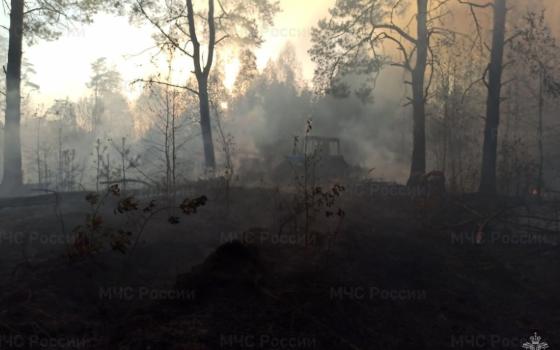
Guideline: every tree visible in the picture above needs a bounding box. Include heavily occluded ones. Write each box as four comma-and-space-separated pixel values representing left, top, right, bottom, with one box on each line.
458, 0, 510, 194
513, 9, 560, 196
233, 49, 258, 96
309, 0, 450, 185
479, 0, 507, 195
132, 0, 279, 171
78, 57, 134, 142
141, 61, 185, 201
428, 35, 488, 192
1, 0, 105, 193
2, 0, 25, 191
85, 57, 122, 134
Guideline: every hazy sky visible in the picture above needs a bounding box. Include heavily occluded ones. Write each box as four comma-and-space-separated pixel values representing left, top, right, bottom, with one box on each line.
16, 0, 334, 104
2, 0, 559, 105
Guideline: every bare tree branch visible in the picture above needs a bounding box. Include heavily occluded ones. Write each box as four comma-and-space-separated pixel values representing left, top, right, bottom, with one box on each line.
374, 24, 417, 44
135, 0, 194, 59
131, 78, 200, 96
457, 0, 494, 9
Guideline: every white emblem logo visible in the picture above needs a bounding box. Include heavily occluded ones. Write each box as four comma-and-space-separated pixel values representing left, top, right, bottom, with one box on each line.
522, 332, 549, 350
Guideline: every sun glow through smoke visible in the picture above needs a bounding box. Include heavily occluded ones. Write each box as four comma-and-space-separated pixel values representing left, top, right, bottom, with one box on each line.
223, 58, 240, 91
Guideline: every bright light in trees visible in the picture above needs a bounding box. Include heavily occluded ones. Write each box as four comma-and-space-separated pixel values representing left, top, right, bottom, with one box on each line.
223, 58, 240, 91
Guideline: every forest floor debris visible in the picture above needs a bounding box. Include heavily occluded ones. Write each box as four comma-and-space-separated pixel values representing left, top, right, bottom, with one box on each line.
0, 186, 559, 349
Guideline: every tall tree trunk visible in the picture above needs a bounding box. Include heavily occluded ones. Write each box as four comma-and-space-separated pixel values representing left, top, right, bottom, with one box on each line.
479, 0, 507, 195
186, 0, 216, 171
537, 70, 544, 196
441, 71, 450, 173
197, 77, 216, 170
407, 0, 428, 186
1, 0, 24, 192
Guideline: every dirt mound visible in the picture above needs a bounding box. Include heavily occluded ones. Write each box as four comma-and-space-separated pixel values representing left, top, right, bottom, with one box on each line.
176, 240, 265, 298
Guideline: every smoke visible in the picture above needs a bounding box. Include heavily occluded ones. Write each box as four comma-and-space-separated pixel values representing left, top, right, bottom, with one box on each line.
221, 0, 560, 186
221, 44, 414, 183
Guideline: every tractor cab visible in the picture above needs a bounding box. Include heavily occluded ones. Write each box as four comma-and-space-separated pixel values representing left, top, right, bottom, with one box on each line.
292, 136, 341, 157
273, 135, 350, 183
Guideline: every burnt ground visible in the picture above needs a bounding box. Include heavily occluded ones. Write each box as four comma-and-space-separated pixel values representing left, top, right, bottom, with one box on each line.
0, 185, 559, 350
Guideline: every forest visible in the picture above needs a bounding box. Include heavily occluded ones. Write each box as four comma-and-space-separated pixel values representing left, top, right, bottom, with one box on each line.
0, 0, 559, 349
